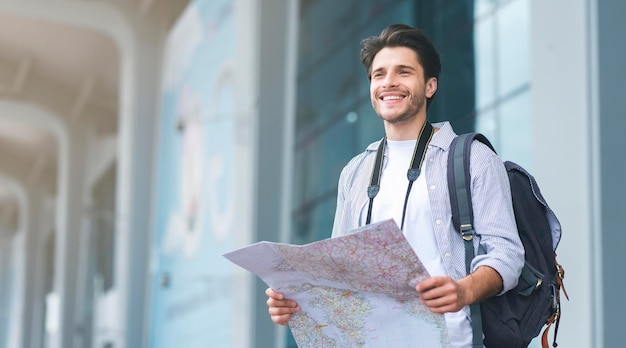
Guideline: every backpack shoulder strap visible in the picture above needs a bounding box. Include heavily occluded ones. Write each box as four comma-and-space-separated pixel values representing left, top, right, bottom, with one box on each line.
447, 132, 495, 348
448, 133, 495, 236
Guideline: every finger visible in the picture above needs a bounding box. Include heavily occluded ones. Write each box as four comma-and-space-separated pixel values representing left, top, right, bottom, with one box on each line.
270, 312, 294, 326
424, 301, 461, 314
268, 303, 300, 315
419, 284, 464, 313
266, 297, 298, 309
422, 290, 458, 306
418, 281, 447, 300
265, 288, 284, 300
416, 276, 447, 292
268, 304, 300, 326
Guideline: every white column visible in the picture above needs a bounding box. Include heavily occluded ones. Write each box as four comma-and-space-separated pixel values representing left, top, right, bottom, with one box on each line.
0, 177, 32, 348
29, 195, 55, 348
0, 105, 67, 348
0, 237, 11, 347
51, 124, 88, 348
74, 200, 96, 348
590, 1, 626, 346
113, 23, 161, 348
530, 0, 594, 347
16, 189, 44, 348
7, 231, 25, 348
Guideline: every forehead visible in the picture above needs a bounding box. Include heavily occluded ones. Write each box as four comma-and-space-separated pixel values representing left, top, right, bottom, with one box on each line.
371, 46, 421, 70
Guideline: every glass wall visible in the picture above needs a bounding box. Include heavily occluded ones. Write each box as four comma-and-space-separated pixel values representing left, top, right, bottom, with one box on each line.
292, 0, 531, 241
292, 0, 482, 243
420, 0, 477, 133
474, 0, 532, 169
291, 0, 530, 344
293, 0, 417, 247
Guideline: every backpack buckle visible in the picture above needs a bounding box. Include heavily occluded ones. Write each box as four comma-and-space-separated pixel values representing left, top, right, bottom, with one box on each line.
460, 224, 474, 241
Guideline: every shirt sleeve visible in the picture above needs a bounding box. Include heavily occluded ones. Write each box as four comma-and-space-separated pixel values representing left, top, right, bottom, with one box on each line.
468, 141, 525, 294
331, 164, 349, 239
330, 150, 373, 238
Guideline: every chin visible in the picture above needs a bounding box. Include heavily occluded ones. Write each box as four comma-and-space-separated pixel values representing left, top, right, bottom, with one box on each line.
380, 113, 414, 124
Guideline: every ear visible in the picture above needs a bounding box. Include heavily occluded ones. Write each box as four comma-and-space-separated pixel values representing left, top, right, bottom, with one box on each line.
425, 78, 438, 98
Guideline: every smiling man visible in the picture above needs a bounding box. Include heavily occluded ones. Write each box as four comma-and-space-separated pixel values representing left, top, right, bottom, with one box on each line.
266, 24, 524, 347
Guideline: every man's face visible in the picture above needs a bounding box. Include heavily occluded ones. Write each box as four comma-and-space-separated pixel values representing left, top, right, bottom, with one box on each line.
369, 46, 436, 124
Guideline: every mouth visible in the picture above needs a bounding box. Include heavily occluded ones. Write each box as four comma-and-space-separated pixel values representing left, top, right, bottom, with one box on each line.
379, 93, 406, 102
381, 95, 404, 100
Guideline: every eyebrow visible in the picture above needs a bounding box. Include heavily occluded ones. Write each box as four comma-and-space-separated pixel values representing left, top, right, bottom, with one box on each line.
371, 64, 417, 74
395, 64, 417, 71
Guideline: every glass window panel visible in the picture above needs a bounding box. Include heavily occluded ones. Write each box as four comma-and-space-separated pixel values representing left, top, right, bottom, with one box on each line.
355, 99, 385, 151
474, 15, 497, 110
474, 0, 497, 19
296, 43, 358, 143
294, 141, 322, 207
298, 15, 314, 76
291, 143, 308, 211
475, 108, 499, 149
299, 0, 357, 73
319, 119, 356, 195
292, 198, 335, 245
292, 117, 355, 228
496, 0, 530, 97
499, 90, 533, 171
357, 72, 370, 108
435, 28, 476, 132
355, 0, 415, 30
294, 79, 316, 140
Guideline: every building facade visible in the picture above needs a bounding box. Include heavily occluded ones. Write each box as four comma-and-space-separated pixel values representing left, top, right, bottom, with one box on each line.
0, 0, 624, 347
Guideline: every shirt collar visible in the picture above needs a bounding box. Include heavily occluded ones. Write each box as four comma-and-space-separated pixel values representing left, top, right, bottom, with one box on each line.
429, 121, 457, 151
365, 121, 458, 152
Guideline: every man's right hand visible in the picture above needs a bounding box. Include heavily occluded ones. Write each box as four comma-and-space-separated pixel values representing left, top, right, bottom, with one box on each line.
265, 288, 300, 326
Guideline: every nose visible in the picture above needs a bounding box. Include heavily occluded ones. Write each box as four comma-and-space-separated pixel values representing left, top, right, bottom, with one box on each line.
382, 73, 398, 88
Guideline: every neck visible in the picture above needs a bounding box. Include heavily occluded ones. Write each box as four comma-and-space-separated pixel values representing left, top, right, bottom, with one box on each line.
384, 115, 427, 141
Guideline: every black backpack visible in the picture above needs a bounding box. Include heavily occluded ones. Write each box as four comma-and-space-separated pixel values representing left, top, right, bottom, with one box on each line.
447, 133, 568, 348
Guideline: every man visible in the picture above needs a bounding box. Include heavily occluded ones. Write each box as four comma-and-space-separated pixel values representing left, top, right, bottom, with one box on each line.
266, 23, 524, 347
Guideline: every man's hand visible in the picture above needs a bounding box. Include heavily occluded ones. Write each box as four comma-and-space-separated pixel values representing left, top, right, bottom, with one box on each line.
416, 276, 468, 313
416, 266, 503, 314
266, 288, 300, 326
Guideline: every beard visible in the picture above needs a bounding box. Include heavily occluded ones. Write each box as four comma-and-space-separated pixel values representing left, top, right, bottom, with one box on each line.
373, 90, 427, 124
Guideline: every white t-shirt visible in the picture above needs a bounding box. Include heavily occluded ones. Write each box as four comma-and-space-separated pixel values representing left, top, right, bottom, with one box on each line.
360, 138, 472, 348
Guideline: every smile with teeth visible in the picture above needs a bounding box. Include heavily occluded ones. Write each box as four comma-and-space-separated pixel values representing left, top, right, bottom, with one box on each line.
382, 95, 405, 100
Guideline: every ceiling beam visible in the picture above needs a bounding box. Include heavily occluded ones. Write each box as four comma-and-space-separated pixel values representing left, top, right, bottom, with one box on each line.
28, 152, 48, 186
0, 203, 15, 230
12, 57, 32, 95
137, 0, 157, 16
70, 75, 97, 120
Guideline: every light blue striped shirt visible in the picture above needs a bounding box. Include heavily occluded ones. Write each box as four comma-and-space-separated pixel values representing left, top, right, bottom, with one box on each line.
331, 121, 524, 317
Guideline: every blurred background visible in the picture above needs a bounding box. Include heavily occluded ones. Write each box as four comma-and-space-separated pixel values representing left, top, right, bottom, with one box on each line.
0, 0, 623, 347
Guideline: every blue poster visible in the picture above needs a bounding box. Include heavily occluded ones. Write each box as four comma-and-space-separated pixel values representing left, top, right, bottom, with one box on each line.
150, 0, 244, 346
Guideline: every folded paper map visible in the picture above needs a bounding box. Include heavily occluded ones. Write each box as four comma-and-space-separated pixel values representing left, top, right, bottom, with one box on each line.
223, 219, 449, 347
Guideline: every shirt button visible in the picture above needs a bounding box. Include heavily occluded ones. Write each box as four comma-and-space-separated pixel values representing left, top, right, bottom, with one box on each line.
445, 253, 451, 258
428, 157, 434, 163
435, 219, 441, 225
430, 185, 436, 190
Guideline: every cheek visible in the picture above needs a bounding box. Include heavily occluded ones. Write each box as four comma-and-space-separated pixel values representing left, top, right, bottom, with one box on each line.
369, 83, 379, 99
